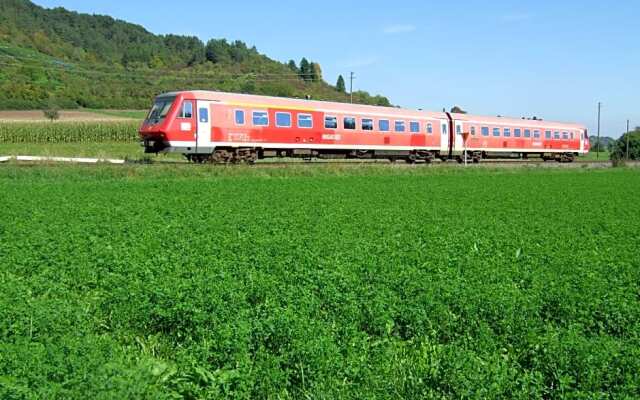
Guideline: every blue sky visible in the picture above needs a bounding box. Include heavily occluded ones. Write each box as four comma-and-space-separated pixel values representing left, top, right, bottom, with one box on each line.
34, 0, 639, 137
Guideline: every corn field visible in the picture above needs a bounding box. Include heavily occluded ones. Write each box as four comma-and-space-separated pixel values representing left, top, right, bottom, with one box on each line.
0, 122, 140, 143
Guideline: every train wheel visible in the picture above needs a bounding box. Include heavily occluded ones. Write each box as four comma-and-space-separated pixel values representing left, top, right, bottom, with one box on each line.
235, 149, 258, 165
211, 150, 233, 164
560, 153, 575, 163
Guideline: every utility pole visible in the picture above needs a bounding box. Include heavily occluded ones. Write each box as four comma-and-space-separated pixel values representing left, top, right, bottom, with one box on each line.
596, 102, 601, 159
349, 72, 355, 104
626, 119, 630, 160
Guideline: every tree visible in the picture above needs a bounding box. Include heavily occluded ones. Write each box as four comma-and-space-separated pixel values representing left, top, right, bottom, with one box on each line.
310, 62, 322, 82
299, 58, 310, 81
287, 60, 297, 72
336, 75, 346, 93
450, 106, 467, 114
229, 40, 249, 62
43, 106, 60, 122
205, 39, 231, 64
610, 128, 640, 161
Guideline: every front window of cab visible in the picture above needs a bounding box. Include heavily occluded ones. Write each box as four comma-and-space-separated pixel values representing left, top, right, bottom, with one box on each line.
146, 96, 175, 124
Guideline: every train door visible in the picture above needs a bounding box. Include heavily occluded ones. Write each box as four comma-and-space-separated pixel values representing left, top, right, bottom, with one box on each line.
580, 130, 585, 152
196, 100, 213, 151
454, 120, 464, 152
440, 119, 449, 153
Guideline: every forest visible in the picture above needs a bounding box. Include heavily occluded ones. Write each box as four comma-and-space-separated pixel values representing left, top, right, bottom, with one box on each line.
0, 0, 391, 109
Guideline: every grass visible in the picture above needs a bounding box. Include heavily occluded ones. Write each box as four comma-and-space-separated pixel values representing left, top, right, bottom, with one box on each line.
580, 150, 610, 161
1, 165, 639, 398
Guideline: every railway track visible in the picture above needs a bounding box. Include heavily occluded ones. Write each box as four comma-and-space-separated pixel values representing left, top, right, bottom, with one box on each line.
2, 155, 637, 168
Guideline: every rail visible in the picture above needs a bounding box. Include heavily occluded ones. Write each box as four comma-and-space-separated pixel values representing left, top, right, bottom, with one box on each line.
2, 155, 638, 168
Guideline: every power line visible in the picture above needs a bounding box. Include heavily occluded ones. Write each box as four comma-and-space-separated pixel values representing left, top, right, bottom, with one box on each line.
0, 60, 324, 84
0, 53, 322, 79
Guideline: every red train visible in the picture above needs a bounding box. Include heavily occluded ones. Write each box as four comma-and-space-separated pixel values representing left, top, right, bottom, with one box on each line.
139, 91, 590, 163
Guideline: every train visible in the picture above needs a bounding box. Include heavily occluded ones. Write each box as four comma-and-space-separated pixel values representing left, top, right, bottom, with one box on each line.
139, 90, 590, 164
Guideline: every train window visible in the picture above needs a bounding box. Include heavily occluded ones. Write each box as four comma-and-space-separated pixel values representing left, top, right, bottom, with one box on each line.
570, 132, 575, 140
252, 111, 269, 126
179, 101, 193, 118
410, 121, 420, 133
362, 119, 374, 131
199, 108, 209, 123
545, 131, 552, 139
379, 120, 390, 132
562, 131, 569, 140
395, 121, 406, 132
147, 97, 175, 123
325, 116, 338, 129
514, 128, 521, 137
534, 130, 541, 138
298, 114, 313, 128
471, 126, 476, 135
456, 124, 462, 135
493, 128, 501, 137
504, 128, 511, 137
442, 124, 448, 135
554, 131, 560, 140
481, 127, 489, 136
276, 112, 292, 128
524, 129, 531, 138
427, 123, 433, 134
235, 110, 245, 125
344, 117, 356, 130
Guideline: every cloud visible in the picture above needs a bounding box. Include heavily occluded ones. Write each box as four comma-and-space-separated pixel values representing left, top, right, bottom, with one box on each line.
383, 24, 417, 34
500, 13, 533, 22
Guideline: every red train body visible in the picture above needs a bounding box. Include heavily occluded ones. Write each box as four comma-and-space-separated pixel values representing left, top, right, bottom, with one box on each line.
139, 91, 590, 163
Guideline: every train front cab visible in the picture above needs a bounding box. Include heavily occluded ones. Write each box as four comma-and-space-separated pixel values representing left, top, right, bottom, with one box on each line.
140, 93, 215, 157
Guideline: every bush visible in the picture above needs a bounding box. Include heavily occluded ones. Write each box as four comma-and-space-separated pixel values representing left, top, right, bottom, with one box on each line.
610, 130, 640, 161
43, 107, 60, 122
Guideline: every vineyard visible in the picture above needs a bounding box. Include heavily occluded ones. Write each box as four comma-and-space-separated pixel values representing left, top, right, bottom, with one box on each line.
0, 121, 140, 144
1, 165, 639, 399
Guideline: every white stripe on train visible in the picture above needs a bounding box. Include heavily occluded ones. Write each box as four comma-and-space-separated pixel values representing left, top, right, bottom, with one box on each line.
166, 141, 587, 154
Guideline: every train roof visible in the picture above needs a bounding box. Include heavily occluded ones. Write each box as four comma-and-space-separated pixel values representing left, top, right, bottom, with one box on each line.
163, 90, 444, 119
451, 112, 586, 130
160, 90, 585, 130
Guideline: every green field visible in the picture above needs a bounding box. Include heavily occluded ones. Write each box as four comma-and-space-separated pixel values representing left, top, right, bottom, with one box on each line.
580, 150, 611, 161
1, 165, 639, 399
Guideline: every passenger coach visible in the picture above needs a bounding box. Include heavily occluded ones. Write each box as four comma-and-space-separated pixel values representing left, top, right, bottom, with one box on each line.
140, 91, 590, 163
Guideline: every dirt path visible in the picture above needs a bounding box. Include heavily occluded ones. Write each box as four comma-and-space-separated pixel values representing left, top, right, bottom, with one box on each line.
0, 110, 139, 122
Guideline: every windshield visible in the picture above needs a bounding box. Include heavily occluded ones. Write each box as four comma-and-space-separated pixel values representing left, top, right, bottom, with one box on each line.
146, 97, 176, 124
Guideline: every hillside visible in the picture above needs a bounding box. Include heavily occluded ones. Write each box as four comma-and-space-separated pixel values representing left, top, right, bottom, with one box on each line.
0, 0, 391, 110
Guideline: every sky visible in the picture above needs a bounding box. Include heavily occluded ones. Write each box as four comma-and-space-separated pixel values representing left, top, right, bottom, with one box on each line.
33, 0, 640, 138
